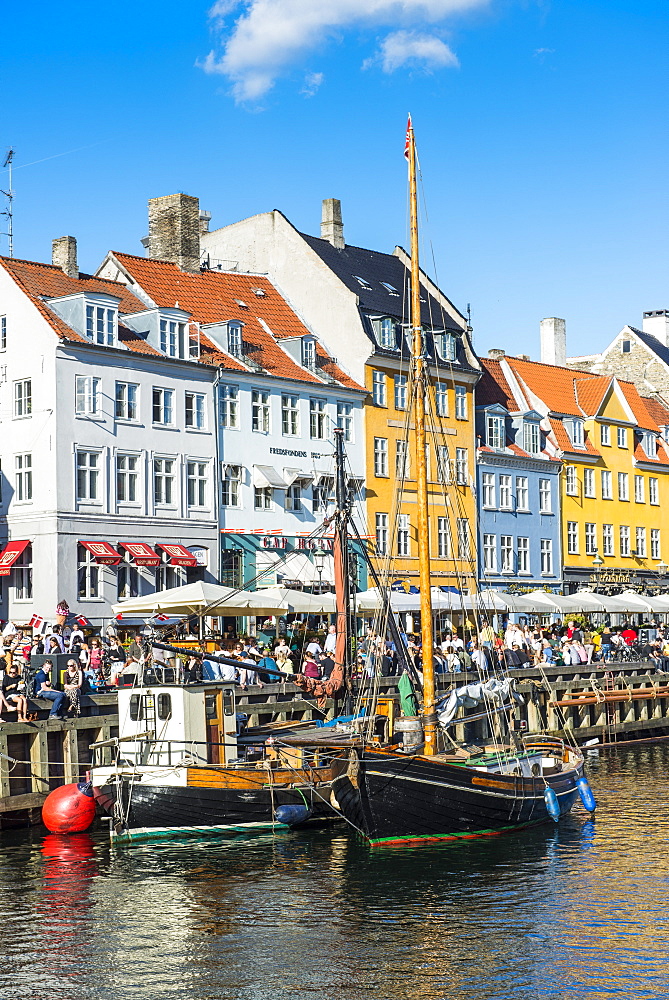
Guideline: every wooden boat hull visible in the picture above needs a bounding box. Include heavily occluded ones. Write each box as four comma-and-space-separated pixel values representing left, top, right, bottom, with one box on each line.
94, 765, 338, 841
332, 749, 584, 846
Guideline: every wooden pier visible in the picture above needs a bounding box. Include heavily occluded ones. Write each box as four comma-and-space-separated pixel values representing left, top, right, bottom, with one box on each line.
1, 660, 667, 827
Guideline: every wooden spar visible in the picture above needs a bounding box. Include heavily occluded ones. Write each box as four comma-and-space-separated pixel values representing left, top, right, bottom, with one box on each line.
407, 116, 437, 756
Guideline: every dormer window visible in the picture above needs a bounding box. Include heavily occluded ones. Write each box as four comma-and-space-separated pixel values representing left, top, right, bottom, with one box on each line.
434, 331, 457, 362
568, 418, 585, 449
302, 338, 316, 370
486, 413, 505, 450
227, 322, 243, 358
86, 304, 116, 346
523, 421, 540, 455
160, 317, 185, 358
641, 430, 657, 458
372, 317, 397, 350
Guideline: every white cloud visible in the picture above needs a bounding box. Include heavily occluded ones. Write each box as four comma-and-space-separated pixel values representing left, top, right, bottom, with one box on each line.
376, 30, 458, 72
301, 71, 324, 97
202, 0, 491, 102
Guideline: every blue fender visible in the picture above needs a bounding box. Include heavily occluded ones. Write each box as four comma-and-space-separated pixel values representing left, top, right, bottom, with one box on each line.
577, 776, 597, 813
544, 785, 561, 822
274, 804, 312, 827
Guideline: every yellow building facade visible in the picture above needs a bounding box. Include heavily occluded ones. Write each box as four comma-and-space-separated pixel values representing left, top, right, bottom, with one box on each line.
364, 353, 480, 593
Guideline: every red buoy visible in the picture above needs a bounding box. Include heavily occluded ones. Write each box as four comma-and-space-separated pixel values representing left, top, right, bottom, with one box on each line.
42, 782, 96, 834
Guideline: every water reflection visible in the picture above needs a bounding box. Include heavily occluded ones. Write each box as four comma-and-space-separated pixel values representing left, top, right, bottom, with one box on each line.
0, 748, 667, 999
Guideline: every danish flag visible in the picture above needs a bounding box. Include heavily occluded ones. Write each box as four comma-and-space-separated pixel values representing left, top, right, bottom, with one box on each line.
404, 114, 412, 159
29, 614, 43, 630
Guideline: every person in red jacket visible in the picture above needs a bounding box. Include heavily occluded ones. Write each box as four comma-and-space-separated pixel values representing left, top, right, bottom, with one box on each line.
621, 625, 638, 646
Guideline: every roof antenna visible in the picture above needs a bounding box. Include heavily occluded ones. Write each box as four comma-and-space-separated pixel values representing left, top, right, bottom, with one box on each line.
1, 148, 14, 258
466, 302, 472, 333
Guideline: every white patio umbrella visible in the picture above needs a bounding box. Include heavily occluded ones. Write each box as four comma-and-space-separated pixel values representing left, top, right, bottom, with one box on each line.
617, 590, 669, 614
523, 590, 604, 614
353, 588, 419, 614
575, 591, 657, 614
252, 587, 337, 614
465, 588, 539, 614
113, 581, 286, 618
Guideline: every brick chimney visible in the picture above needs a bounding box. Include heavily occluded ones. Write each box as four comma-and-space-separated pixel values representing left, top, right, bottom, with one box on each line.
540, 317, 566, 366
52, 236, 78, 279
642, 310, 669, 347
321, 198, 344, 249
147, 193, 201, 272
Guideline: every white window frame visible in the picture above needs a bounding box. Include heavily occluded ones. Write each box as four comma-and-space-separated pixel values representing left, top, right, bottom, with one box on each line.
600, 423, 611, 446
15, 453, 32, 502
517, 536, 530, 574
539, 478, 552, 513
636, 526, 647, 558
540, 539, 553, 576
77, 542, 101, 600
281, 394, 299, 436
601, 470, 612, 500
152, 387, 174, 426
437, 517, 450, 558
14, 379, 31, 418
585, 522, 597, 556
0, 315, 5, 350
435, 382, 448, 417
565, 466, 578, 496
376, 317, 397, 349
620, 525, 630, 557
13, 544, 32, 601
455, 385, 467, 420
227, 322, 243, 358
335, 402, 354, 444
602, 524, 614, 557
500, 535, 513, 573
567, 521, 579, 555
153, 457, 176, 506
583, 468, 595, 499
220, 385, 240, 429
569, 419, 585, 448
285, 483, 302, 513
499, 475, 512, 509
374, 437, 388, 477
76, 450, 101, 502
185, 392, 206, 430
523, 421, 540, 456
394, 375, 408, 411
457, 518, 471, 560
486, 414, 505, 450
651, 528, 661, 560
397, 514, 410, 557
617, 426, 628, 448
255, 486, 272, 511
115, 381, 138, 421
160, 317, 185, 358
372, 371, 387, 407
221, 464, 241, 508
650, 477, 659, 505
86, 304, 116, 346
75, 375, 101, 416
396, 439, 409, 479
634, 475, 645, 504
618, 472, 629, 501
482, 472, 496, 508
516, 476, 529, 511
375, 513, 389, 556
187, 460, 208, 509
116, 453, 139, 504
455, 448, 468, 486
251, 389, 271, 433
483, 534, 496, 573
309, 397, 327, 440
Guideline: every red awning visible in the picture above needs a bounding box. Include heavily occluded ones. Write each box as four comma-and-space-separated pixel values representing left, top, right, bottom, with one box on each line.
120, 541, 161, 567
79, 540, 122, 566
157, 543, 198, 567
0, 540, 31, 577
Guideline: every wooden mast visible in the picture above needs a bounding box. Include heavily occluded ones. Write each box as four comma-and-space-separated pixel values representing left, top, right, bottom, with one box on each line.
407, 116, 437, 756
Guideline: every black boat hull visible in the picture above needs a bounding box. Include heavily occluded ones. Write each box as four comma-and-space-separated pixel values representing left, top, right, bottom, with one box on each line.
96, 779, 336, 840
332, 749, 583, 846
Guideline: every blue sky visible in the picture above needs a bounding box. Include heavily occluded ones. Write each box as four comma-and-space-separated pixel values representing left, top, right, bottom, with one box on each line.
2, 0, 668, 359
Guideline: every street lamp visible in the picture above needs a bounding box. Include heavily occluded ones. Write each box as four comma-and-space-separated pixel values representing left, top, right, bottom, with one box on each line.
313, 544, 327, 593
658, 562, 669, 576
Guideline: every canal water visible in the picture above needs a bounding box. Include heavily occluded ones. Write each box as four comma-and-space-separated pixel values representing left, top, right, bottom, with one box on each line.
0, 745, 667, 1000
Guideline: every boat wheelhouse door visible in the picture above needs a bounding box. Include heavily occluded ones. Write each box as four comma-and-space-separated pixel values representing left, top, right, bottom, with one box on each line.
203, 684, 238, 765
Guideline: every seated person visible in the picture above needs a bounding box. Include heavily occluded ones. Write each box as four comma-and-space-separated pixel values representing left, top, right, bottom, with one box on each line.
2, 663, 29, 721
33, 661, 68, 719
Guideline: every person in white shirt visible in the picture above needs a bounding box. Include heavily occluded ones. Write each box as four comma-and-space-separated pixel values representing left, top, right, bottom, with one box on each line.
306, 639, 322, 656
504, 623, 526, 649
324, 625, 337, 654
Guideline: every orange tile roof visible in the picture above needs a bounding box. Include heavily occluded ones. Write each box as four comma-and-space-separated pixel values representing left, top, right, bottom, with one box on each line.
477, 358, 520, 411
574, 377, 609, 415
112, 253, 363, 390
548, 417, 600, 457
504, 357, 591, 416
617, 381, 658, 431
0, 256, 146, 347
642, 396, 669, 428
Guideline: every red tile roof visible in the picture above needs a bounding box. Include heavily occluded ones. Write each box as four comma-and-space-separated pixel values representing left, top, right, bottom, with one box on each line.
573, 377, 609, 415
617, 381, 658, 431
642, 396, 669, 428
478, 358, 520, 411
111, 253, 363, 390
0, 256, 146, 346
